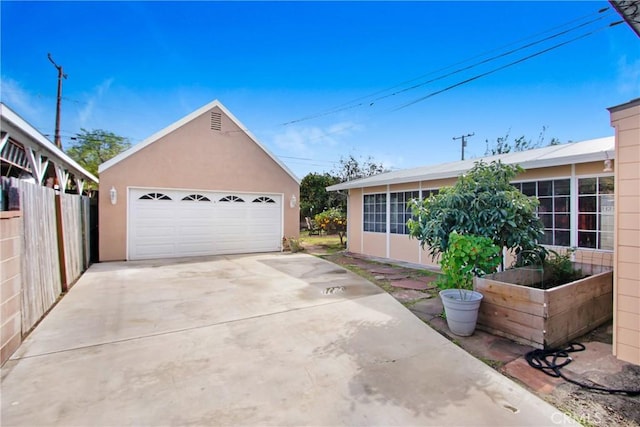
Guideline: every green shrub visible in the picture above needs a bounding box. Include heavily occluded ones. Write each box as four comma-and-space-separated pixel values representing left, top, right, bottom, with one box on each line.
438, 231, 502, 292
408, 161, 543, 268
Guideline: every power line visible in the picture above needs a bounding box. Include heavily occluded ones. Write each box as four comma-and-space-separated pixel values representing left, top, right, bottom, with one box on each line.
367, 11, 612, 106
281, 6, 613, 126
277, 155, 337, 165
394, 20, 623, 111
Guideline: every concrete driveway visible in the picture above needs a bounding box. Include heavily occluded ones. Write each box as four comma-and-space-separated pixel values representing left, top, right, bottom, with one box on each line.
1, 253, 572, 426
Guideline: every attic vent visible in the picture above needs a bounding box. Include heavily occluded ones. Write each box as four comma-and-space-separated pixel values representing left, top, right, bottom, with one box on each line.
210, 111, 222, 131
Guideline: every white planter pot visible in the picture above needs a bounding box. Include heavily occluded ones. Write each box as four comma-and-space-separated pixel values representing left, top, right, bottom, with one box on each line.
439, 289, 483, 337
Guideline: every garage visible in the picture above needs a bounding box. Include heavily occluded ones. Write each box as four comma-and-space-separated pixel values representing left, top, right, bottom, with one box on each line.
128, 188, 282, 260
98, 100, 300, 262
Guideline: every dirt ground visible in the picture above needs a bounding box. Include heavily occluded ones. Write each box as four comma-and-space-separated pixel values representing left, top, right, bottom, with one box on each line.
304, 245, 640, 427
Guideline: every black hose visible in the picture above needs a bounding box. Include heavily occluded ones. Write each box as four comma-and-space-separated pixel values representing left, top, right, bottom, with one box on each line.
525, 343, 640, 396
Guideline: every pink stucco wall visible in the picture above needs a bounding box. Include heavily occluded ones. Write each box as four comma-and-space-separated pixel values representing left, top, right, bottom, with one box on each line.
610, 99, 640, 365
99, 105, 299, 261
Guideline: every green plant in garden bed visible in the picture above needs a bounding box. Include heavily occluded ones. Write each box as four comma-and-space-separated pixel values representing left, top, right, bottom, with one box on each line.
515, 246, 585, 289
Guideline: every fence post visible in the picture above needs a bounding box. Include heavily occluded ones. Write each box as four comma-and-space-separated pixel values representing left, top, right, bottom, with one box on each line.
55, 194, 68, 292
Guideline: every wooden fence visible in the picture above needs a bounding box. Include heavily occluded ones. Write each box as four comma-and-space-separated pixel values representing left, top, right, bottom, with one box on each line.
4, 177, 93, 332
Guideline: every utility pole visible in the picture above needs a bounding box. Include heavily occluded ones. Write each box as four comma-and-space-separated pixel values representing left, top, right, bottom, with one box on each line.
48, 53, 67, 149
453, 132, 474, 160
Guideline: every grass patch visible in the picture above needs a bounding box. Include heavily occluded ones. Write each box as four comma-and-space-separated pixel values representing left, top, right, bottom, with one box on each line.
299, 231, 345, 254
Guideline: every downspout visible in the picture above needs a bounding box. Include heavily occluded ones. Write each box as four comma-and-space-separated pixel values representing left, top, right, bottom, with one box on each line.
418, 181, 423, 264
386, 185, 390, 259
571, 164, 577, 248
345, 189, 350, 252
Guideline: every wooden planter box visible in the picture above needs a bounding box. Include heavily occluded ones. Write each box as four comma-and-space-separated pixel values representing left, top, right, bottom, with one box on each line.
474, 263, 613, 349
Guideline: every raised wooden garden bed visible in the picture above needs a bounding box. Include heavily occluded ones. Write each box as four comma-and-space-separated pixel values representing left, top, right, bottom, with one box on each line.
474, 262, 613, 349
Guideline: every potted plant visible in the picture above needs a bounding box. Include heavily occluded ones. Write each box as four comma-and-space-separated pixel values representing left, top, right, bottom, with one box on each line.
437, 231, 502, 336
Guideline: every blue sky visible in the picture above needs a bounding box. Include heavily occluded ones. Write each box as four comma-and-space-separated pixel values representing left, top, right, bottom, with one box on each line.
2, 1, 639, 178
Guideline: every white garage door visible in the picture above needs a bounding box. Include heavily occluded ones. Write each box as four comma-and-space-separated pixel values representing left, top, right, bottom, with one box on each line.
128, 188, 282, 260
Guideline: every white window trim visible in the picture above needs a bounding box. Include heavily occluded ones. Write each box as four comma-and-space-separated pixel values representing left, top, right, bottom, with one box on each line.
575, 172, 615, 251
512, 173, 614, 252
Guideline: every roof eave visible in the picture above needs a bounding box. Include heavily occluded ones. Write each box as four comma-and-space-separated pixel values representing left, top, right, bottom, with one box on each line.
326, 148, 615, 192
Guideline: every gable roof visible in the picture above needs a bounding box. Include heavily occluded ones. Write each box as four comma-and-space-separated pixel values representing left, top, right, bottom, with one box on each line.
327, 136, 615, 191
98, 100, 299, 184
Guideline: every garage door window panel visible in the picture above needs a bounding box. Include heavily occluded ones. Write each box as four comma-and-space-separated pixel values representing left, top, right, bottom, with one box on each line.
253, 196, 276, 203
182, 194, 211, 201
139, 193, 172, 200
220, 195, 245, 202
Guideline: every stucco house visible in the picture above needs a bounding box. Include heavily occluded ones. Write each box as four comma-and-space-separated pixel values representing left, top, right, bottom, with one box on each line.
328, 110, 639, 365
328, 136, 616, 269
98, 100, 300, 261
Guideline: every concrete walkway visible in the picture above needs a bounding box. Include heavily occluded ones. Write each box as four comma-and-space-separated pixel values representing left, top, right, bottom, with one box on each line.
1, 253, 573, 426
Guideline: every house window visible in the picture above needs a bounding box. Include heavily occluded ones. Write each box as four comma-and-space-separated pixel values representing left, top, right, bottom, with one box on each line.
513, 179, 570, 246
421, 188, 439, 199
578, 176, 614, 250
390, 191, 419, 234
363, 194, 386, 233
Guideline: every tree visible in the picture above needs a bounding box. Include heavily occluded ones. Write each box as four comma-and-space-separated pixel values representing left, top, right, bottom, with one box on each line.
66, 129, 131, 178
407, 161, 543, 268
333, 154, 387, 183
300, 172, 342, 219
300, 155, 387, 217
484, 126, 560, 156
314, 208, 347, 246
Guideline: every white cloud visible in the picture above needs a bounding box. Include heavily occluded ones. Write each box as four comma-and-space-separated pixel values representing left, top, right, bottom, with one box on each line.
271, 121, 362, 156
617, 56, 640, 96
266, 121, 366, 176
77, 78, 114, 127
327, 121, 363, 137
0, 76, 50, 124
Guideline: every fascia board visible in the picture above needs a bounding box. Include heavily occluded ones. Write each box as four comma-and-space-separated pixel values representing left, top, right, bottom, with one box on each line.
327, 143, 615, 192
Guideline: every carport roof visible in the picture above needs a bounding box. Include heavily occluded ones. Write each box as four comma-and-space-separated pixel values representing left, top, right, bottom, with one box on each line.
609, 0, 640, 37
327, 136, 615, 191
1, 103, 99, 184
98, 100, 300, 184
